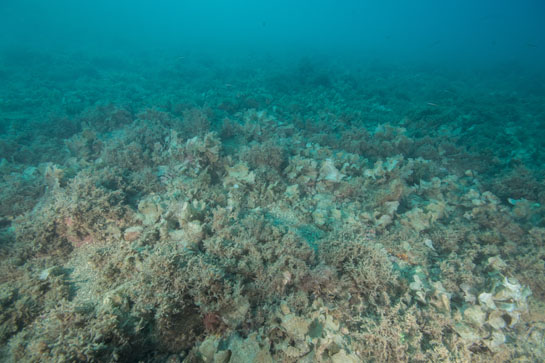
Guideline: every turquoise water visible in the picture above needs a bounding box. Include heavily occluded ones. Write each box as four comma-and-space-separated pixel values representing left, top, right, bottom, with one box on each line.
0, 1, 544, 362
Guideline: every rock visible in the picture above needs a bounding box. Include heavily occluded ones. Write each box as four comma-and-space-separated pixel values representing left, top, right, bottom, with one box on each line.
228, 333, 272, 363
464, 305, 486, 327
478, 292, 496, 311
224, 163, 255, 187
487, 311, 506, 330
312, 209, 327, 226
282, 314, 310, 342
285, 184, 300, 199
123, 226, 143, 241
213, 350, 230, 363
376, 214, 392, 228
222, 296, 250, 328
331, 349, 359, 363
137, 195, 164, 225
486, 331, 506, 352
199, 336, 219, 362
431, 282, 451, 312
319, 159, 344, 183
185, 220, 204, 243
401, 207, 430, 232
38, 266, 64, 281
454, 322, 482, 342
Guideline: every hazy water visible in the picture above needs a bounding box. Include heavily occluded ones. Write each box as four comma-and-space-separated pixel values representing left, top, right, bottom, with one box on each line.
1, 0, 544, 70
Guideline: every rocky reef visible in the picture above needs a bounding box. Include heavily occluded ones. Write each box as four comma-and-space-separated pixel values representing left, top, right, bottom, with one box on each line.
0, 52, 544, 362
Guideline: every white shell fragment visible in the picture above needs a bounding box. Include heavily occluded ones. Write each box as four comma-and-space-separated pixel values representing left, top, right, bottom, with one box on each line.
423, 238, 435, 250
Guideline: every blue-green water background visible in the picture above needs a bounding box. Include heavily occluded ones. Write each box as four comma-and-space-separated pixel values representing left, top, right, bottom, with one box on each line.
1, 0, 544, 70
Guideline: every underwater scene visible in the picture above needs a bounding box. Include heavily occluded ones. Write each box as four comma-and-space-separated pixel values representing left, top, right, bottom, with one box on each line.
1, 1, 545, 362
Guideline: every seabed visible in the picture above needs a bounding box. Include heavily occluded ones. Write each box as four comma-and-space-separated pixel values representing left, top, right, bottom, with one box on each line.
0, 52, 544, 362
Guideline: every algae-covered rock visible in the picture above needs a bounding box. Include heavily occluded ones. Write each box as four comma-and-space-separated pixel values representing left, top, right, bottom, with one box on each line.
464, 305, 486, 327
224, 163, 255, 187
229, 334, 273, 363
454, 322, 483, 342
312, 208, 328, 226
487, 310, 506, 330
401, 207, 430, 232
137, 195, 164, 225
222, 296, 250, 328
455, 272, 532, 350
123, 226, 143, 241
200, 333, 273, 363
478, 292, 496, 311
281, 314, 310, 342
176, 200, 207, 224
198, 336, 220, 362
38, 266, 65, 281
319, 159, 344, 183
331, 349, 360, 363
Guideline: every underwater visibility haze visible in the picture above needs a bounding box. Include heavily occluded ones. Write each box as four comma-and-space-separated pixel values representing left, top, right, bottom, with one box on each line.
0, 0, 545, 362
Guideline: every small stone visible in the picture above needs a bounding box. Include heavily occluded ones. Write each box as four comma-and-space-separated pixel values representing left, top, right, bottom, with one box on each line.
409, 275, 424, 291
199, 336, 219, 362
224, 163, 255, 186
319, 159, 344, 183
505, 310, 521, 327
124, 226, 143, 241
478, 292, 496, 311
186, 221, 204, 243
285, 184, 299, 198
282, 314, 310, 341
431, 282, 451, 312
487, 256, 507, 271
213, 350, 230, 363
376, 214, 392, 228
464, 305, 486, 327
455, 322, 481, 342
138, 197, 163, 225
384, 201, 399, 215
38, 266, 63, 281
331, 350, 359, 363
312, 209, 327, 226
487, 331, 506, 352
460, 283, 476, 304
423, 238, 435, 250
487, 310, 506, 330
